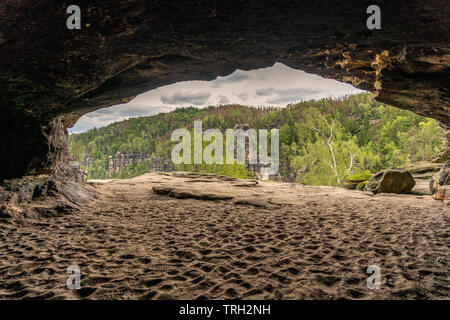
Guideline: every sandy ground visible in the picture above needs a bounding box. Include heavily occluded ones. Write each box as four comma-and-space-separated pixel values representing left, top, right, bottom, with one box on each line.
0, 172, 448, 300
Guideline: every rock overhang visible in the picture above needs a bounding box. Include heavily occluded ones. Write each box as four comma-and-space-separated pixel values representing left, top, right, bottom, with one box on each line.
0, 0, 448, 179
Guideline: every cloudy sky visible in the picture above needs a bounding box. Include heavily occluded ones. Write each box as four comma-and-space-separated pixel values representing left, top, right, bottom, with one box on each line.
69, 62, 363, 133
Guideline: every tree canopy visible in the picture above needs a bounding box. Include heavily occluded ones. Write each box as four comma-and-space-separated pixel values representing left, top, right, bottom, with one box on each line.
69, 93, 444, 185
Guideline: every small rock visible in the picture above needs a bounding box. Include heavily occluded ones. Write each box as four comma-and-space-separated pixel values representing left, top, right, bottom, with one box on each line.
152, 185, 174, 195
0, 204, 23, 219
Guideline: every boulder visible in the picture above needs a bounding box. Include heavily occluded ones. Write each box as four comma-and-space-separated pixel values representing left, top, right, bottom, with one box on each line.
364, 169, 415, 194
430, 160, 450, 195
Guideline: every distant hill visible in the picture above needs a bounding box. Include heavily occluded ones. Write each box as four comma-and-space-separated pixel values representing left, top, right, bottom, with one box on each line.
68, 93, 443, 185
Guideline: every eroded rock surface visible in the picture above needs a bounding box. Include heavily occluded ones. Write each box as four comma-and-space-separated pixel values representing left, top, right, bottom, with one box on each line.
152, 173, 259, 201
434, 124, 450, 162
433, 185, 450, 201
0, 164, 94, 221
430, 160, 450, 197
0, 0, 449, 179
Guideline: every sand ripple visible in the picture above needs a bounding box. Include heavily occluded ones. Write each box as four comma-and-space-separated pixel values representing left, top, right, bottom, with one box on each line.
0, 173, 448, 299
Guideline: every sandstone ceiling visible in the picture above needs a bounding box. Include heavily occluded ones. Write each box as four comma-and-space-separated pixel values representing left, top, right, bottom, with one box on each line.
0, 0, 449, 179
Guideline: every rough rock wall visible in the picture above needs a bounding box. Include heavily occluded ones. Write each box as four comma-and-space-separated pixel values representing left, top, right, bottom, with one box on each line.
148, 156, 175, 173
0, 112, 69, 179
434, 124, 450, 162
430, 160, 450, 200
0, 0, 448, 179
106, 153, 175, 178
108, 152, 150, 178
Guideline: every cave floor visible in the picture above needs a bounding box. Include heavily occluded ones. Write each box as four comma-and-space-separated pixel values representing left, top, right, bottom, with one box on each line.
0, 172, 449, 300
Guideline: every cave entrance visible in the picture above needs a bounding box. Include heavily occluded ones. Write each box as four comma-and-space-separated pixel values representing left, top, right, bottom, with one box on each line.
1, 0, 448, 190
67, 63, 446, 194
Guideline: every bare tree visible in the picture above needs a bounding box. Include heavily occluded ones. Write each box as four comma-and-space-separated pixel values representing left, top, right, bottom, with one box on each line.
304, 110, 354, 185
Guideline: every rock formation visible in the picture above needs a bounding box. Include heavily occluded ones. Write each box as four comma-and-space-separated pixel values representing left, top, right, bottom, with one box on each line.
148, 156, 175, 173
106, 153, 175, 178
430, 160, 450, 200
0, 0, 449, 180
108, 152, 151, 178
231, 124, 285, 181
434, 123, 450, 162
364, 169, 416, 194
433, 186, 450, 201
0, 166, 94, 221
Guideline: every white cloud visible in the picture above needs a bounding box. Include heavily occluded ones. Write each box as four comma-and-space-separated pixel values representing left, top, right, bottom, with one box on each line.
217, 95, 229, 104
211, 71, 250, 87
237, 93, 249, 101
68, 104, 177, 134
70, 62, 363, 133
160, 90, 211, 105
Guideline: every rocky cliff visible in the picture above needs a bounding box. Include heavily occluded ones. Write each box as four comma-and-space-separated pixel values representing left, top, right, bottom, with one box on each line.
0, 0, 448, 180
108, 152, 151, 178
106, 153, 175, 178
434, 124, 450, 162
148, 156, 175, 173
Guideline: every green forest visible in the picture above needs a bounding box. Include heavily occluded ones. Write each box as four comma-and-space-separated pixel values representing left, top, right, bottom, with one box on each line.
69, 93, 444, 186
